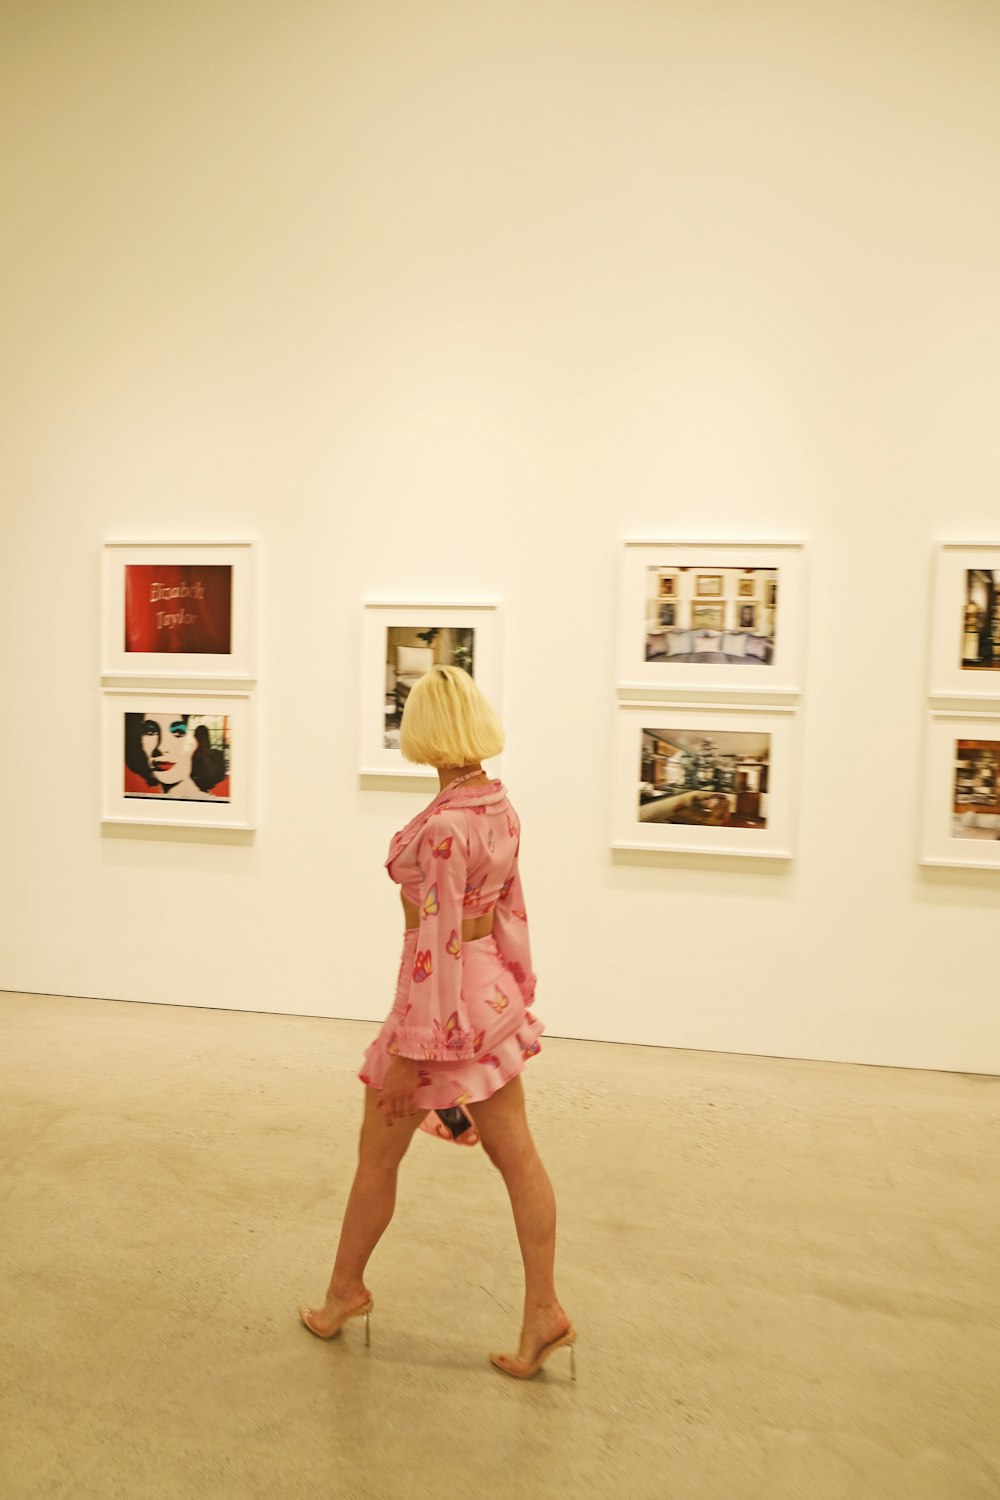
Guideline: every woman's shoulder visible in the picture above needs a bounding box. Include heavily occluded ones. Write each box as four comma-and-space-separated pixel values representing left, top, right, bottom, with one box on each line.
420, 805, 469, 836
421, 783, 509, 836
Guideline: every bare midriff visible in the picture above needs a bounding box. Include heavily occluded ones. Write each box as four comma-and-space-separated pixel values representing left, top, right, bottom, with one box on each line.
401, 892, 494, 943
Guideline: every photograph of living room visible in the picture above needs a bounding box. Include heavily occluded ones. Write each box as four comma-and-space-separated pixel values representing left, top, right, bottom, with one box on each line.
638, 728, 770, 827
645, 567, 778, 664
952, 739, 1000, 840
961, 570, 1000, 670
383, 626, 475, 748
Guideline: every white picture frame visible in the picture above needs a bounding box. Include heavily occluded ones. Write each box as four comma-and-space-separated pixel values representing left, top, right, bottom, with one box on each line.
928, 543, 1000, 700
102, 541, 257, 680
920, 709, 1000, 869
617, 540, 807, 699
360, 601, 503, 777
101, 688, 255, 829
612, 701, 799, 858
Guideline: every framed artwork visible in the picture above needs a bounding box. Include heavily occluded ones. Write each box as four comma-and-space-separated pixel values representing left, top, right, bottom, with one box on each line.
101, 689, 255, 829
928, 544, 1000, 699
102, 541, 257, 679
691, 603, 725, 630
618, 540, 806, 697
657, 575, 677, 599
360, 602, 502, 777
612, 702, 798, 858
920, 710, 1000, 869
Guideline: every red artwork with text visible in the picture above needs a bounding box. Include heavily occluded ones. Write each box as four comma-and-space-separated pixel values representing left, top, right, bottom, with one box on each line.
125, 565, 232, 655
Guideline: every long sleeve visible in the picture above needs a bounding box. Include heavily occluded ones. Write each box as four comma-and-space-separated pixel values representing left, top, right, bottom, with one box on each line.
492, 859, 537, 1008
394, 811, 480, 1061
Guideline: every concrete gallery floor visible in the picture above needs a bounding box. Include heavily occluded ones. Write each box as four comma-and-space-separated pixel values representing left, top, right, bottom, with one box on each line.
1, 992, 998, 1500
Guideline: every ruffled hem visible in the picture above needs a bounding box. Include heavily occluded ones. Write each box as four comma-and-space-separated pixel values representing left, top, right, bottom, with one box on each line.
359, 1014, 545, 1111
392, 1023, 478, 1062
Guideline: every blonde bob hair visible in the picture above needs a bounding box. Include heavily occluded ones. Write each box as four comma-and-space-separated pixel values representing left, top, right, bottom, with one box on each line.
399, 666, 504, 767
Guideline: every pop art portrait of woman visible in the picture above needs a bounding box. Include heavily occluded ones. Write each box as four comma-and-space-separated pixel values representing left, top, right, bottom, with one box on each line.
123, 712, 231, 802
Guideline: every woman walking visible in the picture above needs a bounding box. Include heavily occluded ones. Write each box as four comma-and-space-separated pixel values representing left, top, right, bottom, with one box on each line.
298, 666, 574, 1379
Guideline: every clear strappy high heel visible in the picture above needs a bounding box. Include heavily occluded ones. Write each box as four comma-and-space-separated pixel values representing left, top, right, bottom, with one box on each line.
490, 1326, 577, 1380
298, 1293, 374, 1345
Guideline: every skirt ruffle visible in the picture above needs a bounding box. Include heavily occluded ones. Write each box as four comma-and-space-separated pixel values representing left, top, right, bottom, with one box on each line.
358, 932, 544, 1114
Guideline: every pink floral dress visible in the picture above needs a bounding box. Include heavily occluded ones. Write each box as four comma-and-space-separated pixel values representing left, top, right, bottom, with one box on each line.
359, 779, 544, 1144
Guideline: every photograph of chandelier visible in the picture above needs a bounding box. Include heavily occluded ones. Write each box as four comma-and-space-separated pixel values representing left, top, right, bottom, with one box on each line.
612, 703, 798, 858
638, 728, 770, 829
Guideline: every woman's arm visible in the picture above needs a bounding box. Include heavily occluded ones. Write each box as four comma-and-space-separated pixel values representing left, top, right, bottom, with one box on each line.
492, 860, 537, 1007
393, 812, 480, 1061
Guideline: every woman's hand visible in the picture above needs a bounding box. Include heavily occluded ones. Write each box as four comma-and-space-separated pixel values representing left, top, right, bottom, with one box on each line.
379, 1057, 421, 1124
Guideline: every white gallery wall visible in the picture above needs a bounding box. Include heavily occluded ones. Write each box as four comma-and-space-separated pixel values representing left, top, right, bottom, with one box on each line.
2, 0, 999, 1073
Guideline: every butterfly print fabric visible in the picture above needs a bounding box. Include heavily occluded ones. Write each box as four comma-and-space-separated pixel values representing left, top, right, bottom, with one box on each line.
359, 779, 544, 1135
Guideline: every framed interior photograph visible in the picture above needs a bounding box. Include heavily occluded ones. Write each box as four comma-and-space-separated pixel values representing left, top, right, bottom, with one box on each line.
618, 541, 806, 698
612, 701, 798, 858
101, 688, 255, 829
360, 602, 502, 777
102, 541, 257, 679
920, 710, 1000, 869
928, 543, 1000, 700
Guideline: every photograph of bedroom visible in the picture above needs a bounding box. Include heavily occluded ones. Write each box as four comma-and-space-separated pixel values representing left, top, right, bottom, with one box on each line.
638, 728, 770, 827
645, 567, 778, 664
382, 626, 475, 748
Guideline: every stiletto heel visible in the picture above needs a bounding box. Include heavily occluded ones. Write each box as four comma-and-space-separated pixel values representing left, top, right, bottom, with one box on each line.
298, 1292, 375, 1342
490, 1326, 577, 1380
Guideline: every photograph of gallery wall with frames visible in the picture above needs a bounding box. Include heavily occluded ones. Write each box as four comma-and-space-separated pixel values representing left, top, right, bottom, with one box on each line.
646, 568, 778, 666
616, 541, 806, 698
100, 542, 258, 831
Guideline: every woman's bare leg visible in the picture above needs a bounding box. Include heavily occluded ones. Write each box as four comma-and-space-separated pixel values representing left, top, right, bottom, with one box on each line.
300, 1086, 426, 1335
466, 1076, 571, 1368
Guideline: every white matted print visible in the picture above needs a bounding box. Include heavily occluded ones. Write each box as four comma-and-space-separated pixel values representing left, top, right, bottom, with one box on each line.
102, 689, 255, 829
612, 702, 798, 858
360, 603, 502, 776
102, 541, 257, 679
928, 544, 1000, 699
617, 541, 806, 697
921, 710, 1000, 869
